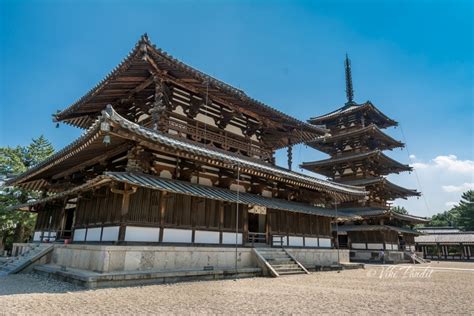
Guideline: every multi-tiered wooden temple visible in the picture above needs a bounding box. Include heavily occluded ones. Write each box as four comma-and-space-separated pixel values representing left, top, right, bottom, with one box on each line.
301, 56, 428, 253
7, 35, 366, 250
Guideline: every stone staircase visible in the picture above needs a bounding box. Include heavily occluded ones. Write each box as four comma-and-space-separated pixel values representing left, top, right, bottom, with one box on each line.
253, 248, 309, 277
0, 244, 53, 276
404, 251, 429, 264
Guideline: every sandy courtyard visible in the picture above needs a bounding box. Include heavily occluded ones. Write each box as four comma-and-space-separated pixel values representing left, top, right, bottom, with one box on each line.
0, 261, 473, 314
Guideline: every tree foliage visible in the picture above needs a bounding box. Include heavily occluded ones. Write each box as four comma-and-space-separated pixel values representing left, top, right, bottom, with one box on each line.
428, 190, 474, 231
391, 206, 409, 215
0, 136, 54, 251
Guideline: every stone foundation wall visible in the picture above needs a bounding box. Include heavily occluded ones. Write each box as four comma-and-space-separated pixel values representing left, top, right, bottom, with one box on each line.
51, 244, 257, 273
287, 248, 349, 266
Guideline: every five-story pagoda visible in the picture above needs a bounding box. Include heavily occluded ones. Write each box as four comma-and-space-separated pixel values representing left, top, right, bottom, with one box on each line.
301, 55, 427, 254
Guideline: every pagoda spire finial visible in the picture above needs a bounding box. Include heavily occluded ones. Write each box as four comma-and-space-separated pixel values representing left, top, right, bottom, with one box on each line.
344, 54, 355, 105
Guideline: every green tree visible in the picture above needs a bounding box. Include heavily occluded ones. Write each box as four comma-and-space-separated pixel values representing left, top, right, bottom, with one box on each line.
429, 209, 459, 227
0, 135, 54, 251
391, 206, 409, 215
454, 190, 474, 231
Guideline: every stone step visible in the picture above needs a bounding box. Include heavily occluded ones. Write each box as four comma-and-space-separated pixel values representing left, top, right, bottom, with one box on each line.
277, 270, 306, 275
274, 267, 304, 273
271, 264, 300, 269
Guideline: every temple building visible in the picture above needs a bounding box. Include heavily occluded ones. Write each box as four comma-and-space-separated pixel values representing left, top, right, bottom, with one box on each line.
3, 35, 371, 282
300, 55, 428, 257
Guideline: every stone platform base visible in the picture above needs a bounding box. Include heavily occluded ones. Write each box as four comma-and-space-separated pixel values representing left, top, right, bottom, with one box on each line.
34, 264, 262, 288
349, 250, 411, 264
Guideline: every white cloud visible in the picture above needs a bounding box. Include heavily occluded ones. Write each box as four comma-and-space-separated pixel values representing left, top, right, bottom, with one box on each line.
442, 182, 474, 193
432, 155, 474, 173
409, 154, 416, 160
411, 162, 429, 169
411, 155, 474, 173
392, 153, 473, 217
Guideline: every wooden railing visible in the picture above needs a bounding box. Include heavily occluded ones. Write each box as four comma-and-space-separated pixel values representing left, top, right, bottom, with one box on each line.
165, 118, 272, 160
248, 232, 267, 246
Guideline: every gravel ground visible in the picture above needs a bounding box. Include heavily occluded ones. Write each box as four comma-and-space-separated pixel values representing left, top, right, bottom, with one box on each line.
0, 261, 473, 315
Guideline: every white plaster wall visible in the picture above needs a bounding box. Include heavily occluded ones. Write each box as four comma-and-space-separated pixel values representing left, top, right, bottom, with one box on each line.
86, 228, 102, 242
159, 170, 173, 179
289, 236, 304, 247
73, 229, 86, 242
194, 230, 220, 244
222, 232, 242, 244
224, 124, 244, 136
262, 190, 272, 197
319, 238, 331, 248
305, 237, 318, 247
351, 243, 366, 249
162, 228, 192, 243
367, 243, 384, 250
125, 226, 160, 242
33, 231, 41, 241
272, 235, 287, 246
101, 226, 120, 242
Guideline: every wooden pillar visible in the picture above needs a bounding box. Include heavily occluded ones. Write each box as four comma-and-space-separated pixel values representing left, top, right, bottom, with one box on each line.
266, 210, 271, 246
243, 206, 248, 244
159, 191, 168, 242
219, 201, 224, 244
112, 183, 137, 242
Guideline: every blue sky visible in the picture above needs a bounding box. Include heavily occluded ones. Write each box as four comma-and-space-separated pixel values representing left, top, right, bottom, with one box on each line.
0, 0, 472, 216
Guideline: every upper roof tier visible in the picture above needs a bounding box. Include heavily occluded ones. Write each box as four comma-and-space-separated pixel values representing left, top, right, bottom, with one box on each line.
307, 123, 404, 154
53, 34, 324, 148
308, 101, 398, 129
8, 105, 366, 202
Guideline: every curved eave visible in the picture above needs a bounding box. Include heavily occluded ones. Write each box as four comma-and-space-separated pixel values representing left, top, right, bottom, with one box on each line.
54, 34, 325, 139
9, 105, 366, 201
308, 101, 398, 128
340, 177, 420, 198
307, 124, 404, 153
300, 150, 412, 175
334, 224, 421, 235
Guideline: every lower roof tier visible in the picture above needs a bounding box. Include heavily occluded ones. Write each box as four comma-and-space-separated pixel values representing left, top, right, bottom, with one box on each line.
337, 207, 429, 224
338, 177, 420, 199
333, 224, 421, 235
300, 150, 412, 177
6, 105, 366, 202
8, 171, 355, 220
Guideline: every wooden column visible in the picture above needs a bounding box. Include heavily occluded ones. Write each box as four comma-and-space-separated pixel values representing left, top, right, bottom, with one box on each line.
159, 191, 168, 242
219, 201, 224, 244
242, 206, 248, 244
111, 183, 137, 242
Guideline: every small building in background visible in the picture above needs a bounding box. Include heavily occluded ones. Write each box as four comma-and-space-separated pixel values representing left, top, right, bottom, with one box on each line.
415, 227, 474, 260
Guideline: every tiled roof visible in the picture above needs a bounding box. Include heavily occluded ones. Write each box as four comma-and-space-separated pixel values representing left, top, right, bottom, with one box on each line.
340, 177, 420, 197
334, 224, 421, 235
300, 150, 412, 175
6, 106, 367, 200
307, 124, 404, 152
308, 101, 398, 128
55, 34, 324, 136
8, 172, 358, 219
415, 233, 474, 244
